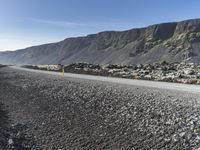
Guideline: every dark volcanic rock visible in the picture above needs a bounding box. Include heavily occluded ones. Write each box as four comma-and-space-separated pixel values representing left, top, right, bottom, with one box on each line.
144, 23, 177, 41
26, 62, 200, 85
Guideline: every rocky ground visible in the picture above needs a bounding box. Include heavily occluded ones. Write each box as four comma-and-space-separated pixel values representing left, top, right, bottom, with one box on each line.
1, 66, 200, 149
25, 61, 200, 85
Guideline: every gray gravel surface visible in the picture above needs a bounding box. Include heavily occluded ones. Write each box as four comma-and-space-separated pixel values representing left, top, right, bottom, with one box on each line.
1, 67, 200, 150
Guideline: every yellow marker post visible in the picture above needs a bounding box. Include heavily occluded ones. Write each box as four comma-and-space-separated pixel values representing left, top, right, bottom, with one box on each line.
61, 66, 65, 79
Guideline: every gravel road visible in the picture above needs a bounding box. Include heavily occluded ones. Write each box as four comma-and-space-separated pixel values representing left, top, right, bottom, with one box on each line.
1, 66, 200, 150
10, 66, 200, 94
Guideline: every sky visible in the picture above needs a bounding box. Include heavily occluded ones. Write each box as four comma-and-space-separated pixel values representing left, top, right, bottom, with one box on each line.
0, 0, 200, 51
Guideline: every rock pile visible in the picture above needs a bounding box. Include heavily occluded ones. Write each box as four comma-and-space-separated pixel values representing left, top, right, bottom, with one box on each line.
0, 64, 7, 68
63, 62, 200, 84
24, 61, 200, 84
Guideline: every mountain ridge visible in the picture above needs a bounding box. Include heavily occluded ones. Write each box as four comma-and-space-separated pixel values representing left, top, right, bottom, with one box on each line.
1, 18, 200, 65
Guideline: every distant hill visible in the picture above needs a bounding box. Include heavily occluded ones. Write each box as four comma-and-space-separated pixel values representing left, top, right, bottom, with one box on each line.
1, 19, 200, 65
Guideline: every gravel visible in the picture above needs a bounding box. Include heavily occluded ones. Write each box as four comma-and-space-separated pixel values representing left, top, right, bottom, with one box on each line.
1, 66, 200, 150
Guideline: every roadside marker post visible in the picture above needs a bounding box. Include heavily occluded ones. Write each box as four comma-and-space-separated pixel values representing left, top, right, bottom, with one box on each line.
61, 65, 65, 79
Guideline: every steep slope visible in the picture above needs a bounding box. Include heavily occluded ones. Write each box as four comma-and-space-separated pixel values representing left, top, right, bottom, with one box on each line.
1, 19, 200, 65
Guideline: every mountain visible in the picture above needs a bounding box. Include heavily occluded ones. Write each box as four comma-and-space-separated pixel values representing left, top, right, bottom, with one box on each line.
1, 19, 200, 65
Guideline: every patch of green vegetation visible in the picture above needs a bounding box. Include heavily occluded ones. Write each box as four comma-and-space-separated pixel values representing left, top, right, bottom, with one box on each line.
165, 32, 200, 45
139, 31, 200, 51
176, 33, 188, 40
144, 37, 162, 50
165, 33, 188, 45
163, 32, 200, 52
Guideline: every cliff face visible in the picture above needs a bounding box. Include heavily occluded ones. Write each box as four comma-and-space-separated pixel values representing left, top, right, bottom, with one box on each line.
1, 19, 200, 65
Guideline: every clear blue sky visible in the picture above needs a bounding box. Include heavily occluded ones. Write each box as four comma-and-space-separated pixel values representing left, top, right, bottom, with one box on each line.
0, 0, 200, 51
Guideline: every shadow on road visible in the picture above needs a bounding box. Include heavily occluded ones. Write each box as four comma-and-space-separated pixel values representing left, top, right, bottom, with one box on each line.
0, 68, 35, 149
0, 103, 9, 149
0, 100, 34, 150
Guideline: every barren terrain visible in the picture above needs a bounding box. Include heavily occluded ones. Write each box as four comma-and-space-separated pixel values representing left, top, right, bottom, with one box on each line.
1, 66, 200, 149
